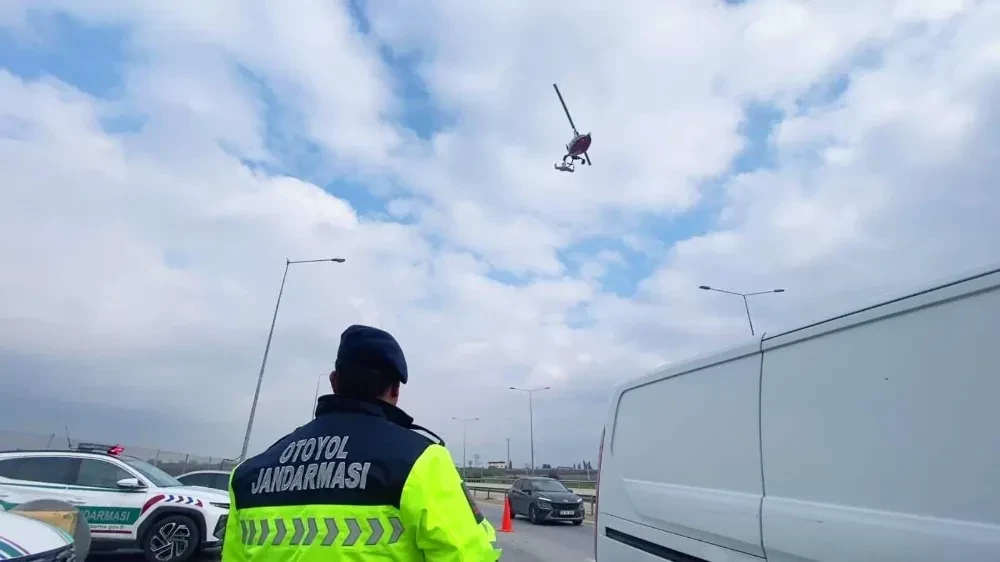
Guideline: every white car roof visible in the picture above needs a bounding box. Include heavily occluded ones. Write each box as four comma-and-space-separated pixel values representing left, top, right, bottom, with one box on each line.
0, 450, 126, 460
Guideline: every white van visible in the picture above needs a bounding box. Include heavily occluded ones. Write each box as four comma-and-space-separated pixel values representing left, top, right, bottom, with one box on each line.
594, 264, 1000, 562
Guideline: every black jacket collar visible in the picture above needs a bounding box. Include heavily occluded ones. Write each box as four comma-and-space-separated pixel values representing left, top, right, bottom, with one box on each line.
314, 394, 445, 445
315, 394, 415, 427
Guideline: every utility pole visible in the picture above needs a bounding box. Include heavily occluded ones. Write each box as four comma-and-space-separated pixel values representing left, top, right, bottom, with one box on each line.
505, 438, 511, 470
451, 416, 479, 479
509, 386, 551, 474
310, 373, 327, 421
240, 257, 346, 461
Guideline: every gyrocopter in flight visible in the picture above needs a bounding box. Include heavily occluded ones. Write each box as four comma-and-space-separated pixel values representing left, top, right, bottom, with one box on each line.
551, 83, 592, 173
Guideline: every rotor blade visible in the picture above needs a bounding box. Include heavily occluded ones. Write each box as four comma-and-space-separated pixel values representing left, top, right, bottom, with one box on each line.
584, 152, 591, 166
552, 83, 578, 134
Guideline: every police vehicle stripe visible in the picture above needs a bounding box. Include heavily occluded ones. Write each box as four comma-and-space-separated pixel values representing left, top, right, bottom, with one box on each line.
140, 494, 202, 515
0, 536, 30, 560
240, 516, 406, 547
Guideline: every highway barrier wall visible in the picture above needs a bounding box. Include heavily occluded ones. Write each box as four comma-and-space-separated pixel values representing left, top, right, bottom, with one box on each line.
464, 475, 597, 489
2, 430, 600, 491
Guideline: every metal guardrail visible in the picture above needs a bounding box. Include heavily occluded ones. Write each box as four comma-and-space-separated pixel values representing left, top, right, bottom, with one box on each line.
465, 482, 597, 515
464, 476, 598, 489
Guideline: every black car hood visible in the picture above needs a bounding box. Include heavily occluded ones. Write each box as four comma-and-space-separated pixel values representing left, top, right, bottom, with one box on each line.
535, 491, 579, 502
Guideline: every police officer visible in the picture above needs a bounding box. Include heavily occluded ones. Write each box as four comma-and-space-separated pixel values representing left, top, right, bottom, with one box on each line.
222, 325, 501, 562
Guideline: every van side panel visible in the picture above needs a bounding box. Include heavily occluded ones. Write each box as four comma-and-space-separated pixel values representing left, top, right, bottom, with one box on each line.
598, 514, 765, 562
760, 278, 1000, 561
602, 348, 765, 559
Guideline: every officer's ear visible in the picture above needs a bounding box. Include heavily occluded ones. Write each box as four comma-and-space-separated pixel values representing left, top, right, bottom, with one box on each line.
388, 381, 401, 400
329, 370, 340, 394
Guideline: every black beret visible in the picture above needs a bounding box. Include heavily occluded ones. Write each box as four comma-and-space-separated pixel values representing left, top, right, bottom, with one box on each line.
334, 324, 408, 384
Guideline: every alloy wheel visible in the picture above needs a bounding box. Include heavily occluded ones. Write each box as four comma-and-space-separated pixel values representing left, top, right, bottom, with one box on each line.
149, 521, 191, 561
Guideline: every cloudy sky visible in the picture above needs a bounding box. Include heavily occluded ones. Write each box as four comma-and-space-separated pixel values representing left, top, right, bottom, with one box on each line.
0, 0, 997, 468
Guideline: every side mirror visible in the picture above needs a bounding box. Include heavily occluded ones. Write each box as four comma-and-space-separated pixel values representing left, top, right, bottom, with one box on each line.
524, 489, 532, 495
116, 477, 145, 490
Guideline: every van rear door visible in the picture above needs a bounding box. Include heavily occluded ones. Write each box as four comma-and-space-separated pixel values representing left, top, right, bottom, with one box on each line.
759, 267, 1000, 561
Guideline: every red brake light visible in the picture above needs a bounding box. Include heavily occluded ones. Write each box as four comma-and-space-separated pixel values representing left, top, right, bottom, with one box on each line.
593, 426, 605, 560
108, 445, 124, 456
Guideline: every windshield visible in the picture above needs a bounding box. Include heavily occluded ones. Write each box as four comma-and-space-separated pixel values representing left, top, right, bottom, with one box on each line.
123, 458, 184, 487
531, 479, 568, 492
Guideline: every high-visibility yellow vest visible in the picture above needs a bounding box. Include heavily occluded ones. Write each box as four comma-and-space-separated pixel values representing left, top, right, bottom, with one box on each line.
222, 395, 501, 562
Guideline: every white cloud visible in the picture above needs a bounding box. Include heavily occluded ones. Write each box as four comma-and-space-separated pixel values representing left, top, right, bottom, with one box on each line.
0, 0, 998, 467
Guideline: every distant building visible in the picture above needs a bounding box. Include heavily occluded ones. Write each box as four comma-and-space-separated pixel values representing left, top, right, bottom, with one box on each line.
487, 460, 507, 469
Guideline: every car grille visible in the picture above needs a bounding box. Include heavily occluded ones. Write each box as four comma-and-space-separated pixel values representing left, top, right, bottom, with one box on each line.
552, 502, 581, 511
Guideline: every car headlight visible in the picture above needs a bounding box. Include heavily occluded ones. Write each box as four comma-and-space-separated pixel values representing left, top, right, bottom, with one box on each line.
537, 500, 551, 509
210, 502, 230, 510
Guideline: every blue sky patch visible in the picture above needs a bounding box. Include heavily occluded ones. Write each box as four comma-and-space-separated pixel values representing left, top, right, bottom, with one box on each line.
100, 111, 148, 135
0, 3, 771, 293
380, 46, 454, 140
163, 248, 192, 270
730, 101, 783, 174
237, 66, 324, 178
349, 0, 451, 140
0, 11, 129, 98
486, 269, 533, 286
234, 65, 401, 218
794, 73, 851, 114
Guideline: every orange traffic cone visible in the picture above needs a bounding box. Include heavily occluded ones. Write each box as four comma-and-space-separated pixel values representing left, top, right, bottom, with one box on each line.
499, 496, 513, 533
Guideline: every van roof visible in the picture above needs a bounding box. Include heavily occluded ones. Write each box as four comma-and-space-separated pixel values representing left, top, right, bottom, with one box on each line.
763, 261, 1000, 342
612, 261, 1000, 396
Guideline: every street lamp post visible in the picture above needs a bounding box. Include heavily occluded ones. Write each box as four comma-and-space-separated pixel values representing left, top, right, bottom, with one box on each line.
509, 386, 551, 474
239, 257, 347, 462
311, 373, 328, 420
451, 416, 479, 479
698, 285, 785, 336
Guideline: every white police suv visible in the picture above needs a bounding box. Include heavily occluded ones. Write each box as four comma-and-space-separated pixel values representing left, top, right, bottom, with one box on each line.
0, 444, 229, 562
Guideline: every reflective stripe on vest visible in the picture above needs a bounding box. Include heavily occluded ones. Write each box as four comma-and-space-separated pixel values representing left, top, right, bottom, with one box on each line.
238, 515, 406, 547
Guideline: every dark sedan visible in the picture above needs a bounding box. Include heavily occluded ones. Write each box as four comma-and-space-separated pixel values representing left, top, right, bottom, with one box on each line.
506, 476, 585, 525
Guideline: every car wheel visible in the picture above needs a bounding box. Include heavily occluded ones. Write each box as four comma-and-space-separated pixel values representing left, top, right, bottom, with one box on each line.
528, 504, 541, 525
142, 514, 200, 562
572, 520, 583, 526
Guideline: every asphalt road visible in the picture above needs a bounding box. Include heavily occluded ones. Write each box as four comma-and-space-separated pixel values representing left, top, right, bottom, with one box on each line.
89, 502, 592, 562
481, 502, 594, 562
